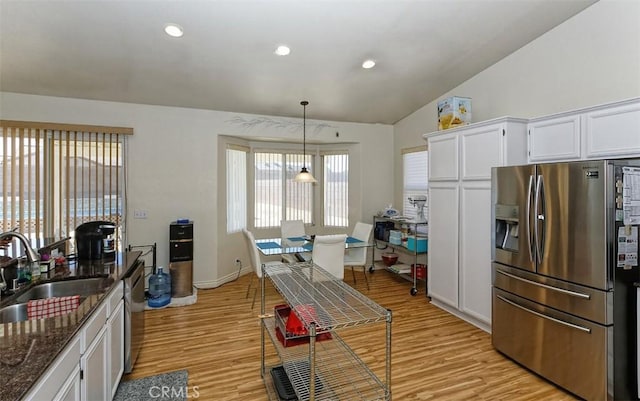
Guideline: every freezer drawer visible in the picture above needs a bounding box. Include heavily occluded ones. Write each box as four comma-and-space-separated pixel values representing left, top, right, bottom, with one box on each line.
493, 288, 608, 401
494, 263, 612, 324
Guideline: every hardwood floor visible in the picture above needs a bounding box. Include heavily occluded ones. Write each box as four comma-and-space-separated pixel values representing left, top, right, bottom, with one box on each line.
127, 269, 578, 400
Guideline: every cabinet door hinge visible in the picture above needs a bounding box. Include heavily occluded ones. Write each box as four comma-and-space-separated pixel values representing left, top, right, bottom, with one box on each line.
502, 129, 505, 136
80, 369, 84, 380
528, 129, 531, 135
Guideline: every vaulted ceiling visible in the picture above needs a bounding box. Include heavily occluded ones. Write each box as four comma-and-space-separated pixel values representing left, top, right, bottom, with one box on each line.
0, 0, 597, 124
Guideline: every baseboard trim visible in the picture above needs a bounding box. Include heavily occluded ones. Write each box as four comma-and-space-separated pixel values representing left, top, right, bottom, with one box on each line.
430, 298, 491, 334
194, 266, 253, 289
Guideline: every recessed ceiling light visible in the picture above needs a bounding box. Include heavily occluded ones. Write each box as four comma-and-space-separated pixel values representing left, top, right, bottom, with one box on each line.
164, 23, 184, 38
275, 45, 291, 56
362, 59, 376, 69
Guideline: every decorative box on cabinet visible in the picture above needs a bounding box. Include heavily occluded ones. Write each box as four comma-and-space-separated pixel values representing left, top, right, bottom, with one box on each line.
260, 262, 391, 401
423, 117, 527, 333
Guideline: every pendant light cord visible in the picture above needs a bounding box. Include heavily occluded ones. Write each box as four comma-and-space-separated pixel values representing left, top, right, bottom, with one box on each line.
301, 100, 308, 168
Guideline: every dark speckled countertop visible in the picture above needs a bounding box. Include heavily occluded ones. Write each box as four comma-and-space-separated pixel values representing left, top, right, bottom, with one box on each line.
0, 251, 141, 401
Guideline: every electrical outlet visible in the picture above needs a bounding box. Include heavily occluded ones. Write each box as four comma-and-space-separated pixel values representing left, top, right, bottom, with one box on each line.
133, 209, 148, 219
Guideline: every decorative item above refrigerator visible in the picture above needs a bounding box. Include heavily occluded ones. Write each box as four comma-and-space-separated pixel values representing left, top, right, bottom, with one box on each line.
491, 159, 640, 401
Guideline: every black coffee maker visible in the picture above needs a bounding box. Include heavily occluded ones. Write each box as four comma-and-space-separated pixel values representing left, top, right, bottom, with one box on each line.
75, 221, 116, 260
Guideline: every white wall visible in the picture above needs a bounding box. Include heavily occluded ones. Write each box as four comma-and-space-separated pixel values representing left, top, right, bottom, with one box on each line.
393, 0, 640, 205
0, 92, 394, 287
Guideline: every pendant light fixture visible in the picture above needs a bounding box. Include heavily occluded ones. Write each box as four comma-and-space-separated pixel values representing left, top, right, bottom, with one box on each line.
294, 100, 318, 183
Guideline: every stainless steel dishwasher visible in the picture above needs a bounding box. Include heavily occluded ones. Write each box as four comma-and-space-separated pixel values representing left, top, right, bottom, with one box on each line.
124, 259, 145, 373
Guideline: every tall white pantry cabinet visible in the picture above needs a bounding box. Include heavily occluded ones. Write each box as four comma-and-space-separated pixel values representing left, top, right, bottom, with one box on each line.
423, 117, 528, 332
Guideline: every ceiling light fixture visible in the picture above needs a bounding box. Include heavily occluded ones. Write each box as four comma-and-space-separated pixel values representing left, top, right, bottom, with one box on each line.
294, 100, 317, 183
362, 59, 376, 69
164, 23, 184, 38
274, 45, 291, 56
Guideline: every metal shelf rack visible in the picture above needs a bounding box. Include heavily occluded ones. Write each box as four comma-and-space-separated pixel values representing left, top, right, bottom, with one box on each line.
260, 261, 392, 401
370, 216, 428, 296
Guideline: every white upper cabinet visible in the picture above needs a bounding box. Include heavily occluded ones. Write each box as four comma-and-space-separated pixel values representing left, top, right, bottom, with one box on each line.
584, 100, 640, 159
528, 98, 640, 163
427, 117, 528, 181
528, 114, 581, 162
460, 119, 528, 180
428, 133, 459, 181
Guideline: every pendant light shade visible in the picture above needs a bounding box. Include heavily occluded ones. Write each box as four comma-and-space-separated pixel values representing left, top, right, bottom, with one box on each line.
294, 100, 317, 183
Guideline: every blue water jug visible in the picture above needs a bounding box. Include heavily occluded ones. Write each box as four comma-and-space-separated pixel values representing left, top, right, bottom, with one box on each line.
148, 266, 171, 308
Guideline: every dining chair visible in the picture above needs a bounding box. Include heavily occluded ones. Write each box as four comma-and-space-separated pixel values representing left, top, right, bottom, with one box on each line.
311, 234, 348, 280
344, 222, 373, 290
242, 228, 282, 309
280, 219, 308, 263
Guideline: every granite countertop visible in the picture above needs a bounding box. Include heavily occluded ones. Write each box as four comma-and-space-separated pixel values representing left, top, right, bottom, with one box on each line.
0, 251, 142, 401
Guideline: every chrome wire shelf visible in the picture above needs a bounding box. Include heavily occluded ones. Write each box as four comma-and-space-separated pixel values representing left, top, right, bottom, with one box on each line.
263, 318, 389, 401
264, 262, 390, 331
261, 261, 392, 401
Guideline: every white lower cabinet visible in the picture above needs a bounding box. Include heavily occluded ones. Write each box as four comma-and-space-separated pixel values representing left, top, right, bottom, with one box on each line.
81, 325, 108, 401
24, 336, 82, 401
109, 301, 125, 398
23, 281, 125, 401
427, 183, 459, 308
54, 365, 81, 401
459, 183, 492, 324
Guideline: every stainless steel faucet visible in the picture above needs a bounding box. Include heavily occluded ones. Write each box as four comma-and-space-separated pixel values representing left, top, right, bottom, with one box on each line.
0, 231, 40, 263
0, 267, 6, 292
0, 232, 40, 292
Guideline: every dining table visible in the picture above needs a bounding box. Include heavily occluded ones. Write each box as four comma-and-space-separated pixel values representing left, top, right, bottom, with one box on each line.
255, 235, 371, 257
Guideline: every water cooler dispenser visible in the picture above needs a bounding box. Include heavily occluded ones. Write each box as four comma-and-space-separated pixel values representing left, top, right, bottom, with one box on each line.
169, 221, 193, 297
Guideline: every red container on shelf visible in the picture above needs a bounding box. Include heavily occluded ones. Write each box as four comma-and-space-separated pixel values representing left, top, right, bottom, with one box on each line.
411, 263, 427, 280
274, 304, 331, 347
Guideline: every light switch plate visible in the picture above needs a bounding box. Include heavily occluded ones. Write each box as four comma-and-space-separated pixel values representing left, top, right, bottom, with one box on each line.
133, 209, 148, 219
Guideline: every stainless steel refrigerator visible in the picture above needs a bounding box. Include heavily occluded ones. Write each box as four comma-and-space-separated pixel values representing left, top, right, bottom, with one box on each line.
491, 159, 640, 401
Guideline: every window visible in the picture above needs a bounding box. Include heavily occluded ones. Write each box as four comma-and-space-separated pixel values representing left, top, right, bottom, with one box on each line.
403, 148, 428, 221
323, 152, 348, 227
0, 121, 130, 251
226, 145, 247, 233
254, 151, 313, 228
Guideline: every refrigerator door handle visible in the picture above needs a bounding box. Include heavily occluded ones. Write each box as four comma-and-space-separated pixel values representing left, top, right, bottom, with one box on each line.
496, 295, 592, 333
534, 174, 544, 263
526, 174, 535, 263
496, 270, 591, 299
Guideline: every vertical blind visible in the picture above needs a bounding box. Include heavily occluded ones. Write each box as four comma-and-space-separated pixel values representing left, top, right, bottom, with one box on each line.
403, 148, 428, 222
226, 146, 247, 233
0, 120, 130, 251
254, 151, 313, 228
323, 152, 349, 227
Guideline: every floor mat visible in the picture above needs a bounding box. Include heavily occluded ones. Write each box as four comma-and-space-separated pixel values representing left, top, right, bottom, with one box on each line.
113, 370, 189, 401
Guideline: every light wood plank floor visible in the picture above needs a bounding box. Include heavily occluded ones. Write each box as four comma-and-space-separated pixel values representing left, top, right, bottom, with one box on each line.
127, 269, 578, 400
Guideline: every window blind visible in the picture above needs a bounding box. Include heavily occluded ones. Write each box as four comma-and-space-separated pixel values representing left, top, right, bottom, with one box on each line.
403, 149, 428, 222
0, 120, 130, 253
323, 153, 348, 227
253, 151, 313, 228
226, 147, 247, 233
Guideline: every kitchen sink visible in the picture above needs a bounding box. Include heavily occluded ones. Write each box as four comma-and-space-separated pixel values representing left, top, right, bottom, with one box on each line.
15, 277, 110, 303
0, 277, 112, 324
0, 303, 28, 324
